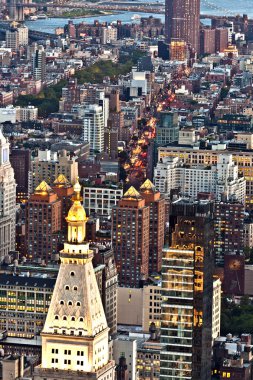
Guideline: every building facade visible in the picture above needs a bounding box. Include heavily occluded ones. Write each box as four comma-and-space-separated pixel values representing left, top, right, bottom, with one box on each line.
112, 187, 150, 288
160, 199, 214, 380
165, 0, 200, 52
26, 181, 62, 262
0, 129, 16, 261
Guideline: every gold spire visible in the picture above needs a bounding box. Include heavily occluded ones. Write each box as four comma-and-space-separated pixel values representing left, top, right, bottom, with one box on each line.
34, 181, 53, 195
66, 178, 86, 222
140, 179, 156, 193
123, 186, 142, 200
66, 178, 87, 243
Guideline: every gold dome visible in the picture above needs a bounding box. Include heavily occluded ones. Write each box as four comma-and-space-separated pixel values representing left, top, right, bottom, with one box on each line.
67, 202, 87, 222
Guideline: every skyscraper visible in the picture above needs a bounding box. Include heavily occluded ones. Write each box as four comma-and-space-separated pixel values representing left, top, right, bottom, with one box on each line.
32, 46, 46, 81
139, 179, 165, 274
0, 129, 16, 261
26, 181, 62, 262
160, 199, 214, 380
165, 0, 200, 53
112, 186, 150, 288
33, 180, 115, 379
10, 148, 31, 202
83, 104, 105, 154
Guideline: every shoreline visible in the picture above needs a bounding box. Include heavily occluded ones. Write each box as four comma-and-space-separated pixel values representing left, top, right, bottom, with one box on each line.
47, 10, 119, 19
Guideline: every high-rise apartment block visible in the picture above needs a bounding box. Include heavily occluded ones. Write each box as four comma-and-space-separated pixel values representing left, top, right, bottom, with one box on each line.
154, 154, 246, 204
139, 179, 165, 273
214, 200, 245, 266
32, 150, 78, 190
112, 187, 150, 288
160, 199, 214, 380
26, 181, 62, 262
33, 180, 115, 379
83, 104, 105, 154
165, 0, 200, 52
5, 25, 28, 49
32, 46, 46, 81
0, 129, 16, 261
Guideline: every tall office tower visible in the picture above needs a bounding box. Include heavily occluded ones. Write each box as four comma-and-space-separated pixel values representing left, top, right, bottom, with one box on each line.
26, 181, 62, 262
52, 174, 74, 234
32, 46, 46, 81
165, 0, 200, 53
160, 199, 214, 380
32, 150, 78, 190
139, 179, 165, 274
112, 187, 150, 288
10, 148, 31, 202
33, 181, 115, 380
0, 129, 16, 261
156, 110, 179, 147
83, 104, 105, 154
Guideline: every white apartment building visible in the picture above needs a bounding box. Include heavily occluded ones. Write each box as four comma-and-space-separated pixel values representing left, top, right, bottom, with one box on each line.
83, 186, 123, 216
83, 104, 104, 154
154, 154, 246, 203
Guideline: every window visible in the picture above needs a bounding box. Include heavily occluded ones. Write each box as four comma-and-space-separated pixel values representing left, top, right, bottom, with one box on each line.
70, 272, 75, 276
68, 301, 73, 306
65, 285, 70, 290
63, 316, 67, 321
76, 301, 81, 306
71, 317, 75, 321
73, 286, 77, 291
55, 315, 59, 320
60, 300, 64, 305
79, 317, 84, 322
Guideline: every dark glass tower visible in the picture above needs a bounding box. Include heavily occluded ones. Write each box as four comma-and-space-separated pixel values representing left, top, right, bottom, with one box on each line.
165, 0, 200, 53
160, 199, 214, 380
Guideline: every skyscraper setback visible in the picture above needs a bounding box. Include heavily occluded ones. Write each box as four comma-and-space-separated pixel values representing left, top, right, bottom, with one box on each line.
165, 0, 200, 53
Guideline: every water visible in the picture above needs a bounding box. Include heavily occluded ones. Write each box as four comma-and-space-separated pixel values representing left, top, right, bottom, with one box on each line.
25, 0, 253, 34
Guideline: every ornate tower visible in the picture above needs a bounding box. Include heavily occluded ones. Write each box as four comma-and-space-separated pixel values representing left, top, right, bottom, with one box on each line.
34, 180, 115, 380
0, 128, 16, 261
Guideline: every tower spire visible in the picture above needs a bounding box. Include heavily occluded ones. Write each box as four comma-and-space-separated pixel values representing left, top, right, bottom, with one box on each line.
66, 178, 87, 244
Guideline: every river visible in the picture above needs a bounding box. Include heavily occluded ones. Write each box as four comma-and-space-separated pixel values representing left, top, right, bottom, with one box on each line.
25, 0, 253, 34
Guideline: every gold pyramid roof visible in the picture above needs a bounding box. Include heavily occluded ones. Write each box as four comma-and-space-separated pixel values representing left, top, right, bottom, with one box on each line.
140, 179, 156, 192
34, 181, 53, 194
53, 174, 70, 187
123, 186, 142, 200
